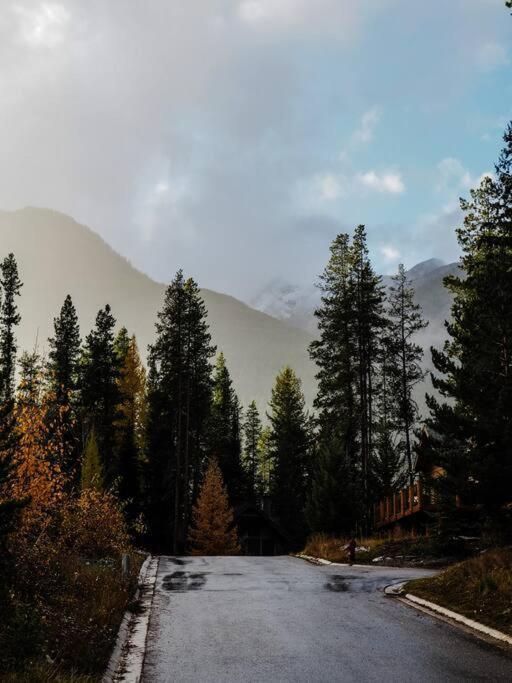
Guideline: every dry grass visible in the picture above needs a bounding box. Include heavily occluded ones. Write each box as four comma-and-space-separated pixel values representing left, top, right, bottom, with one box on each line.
303, 533, 396, 563
1, 552, 144, 680
406, 547, 512, 635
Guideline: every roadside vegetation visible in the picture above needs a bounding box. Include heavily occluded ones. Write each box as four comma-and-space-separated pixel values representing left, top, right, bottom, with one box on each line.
405, 548, 512, 635
303, 532, 479, 568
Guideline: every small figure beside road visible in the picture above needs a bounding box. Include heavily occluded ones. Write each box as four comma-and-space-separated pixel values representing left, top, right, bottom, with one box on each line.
344, 538, 356, 566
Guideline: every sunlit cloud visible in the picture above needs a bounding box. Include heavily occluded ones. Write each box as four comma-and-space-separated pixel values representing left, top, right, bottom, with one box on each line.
13, 2, 70, 48
381, 244, 400, 261
357, 170, 405, 194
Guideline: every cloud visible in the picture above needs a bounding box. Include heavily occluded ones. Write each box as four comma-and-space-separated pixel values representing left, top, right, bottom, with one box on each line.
477, 41, 509, 71
357, 170, 405, 194
13, 2, 70, 48
317, 174, 343, 201
436, 158, 494, 194
352, 106, 382, 144
0, 0, 506, 300
380, 244, 400, 261
436, 157, 472, 191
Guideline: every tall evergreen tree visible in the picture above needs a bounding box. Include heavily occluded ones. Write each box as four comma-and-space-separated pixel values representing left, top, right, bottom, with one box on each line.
242, 400, 261, 499
47, 295, 81, 477
0, 254, 22, 465
115, 334, 147, 528
147, 272, 215, 552
422, 125, 512, 536
372, 339, 405, 498
350, 225, 386, 528
309, 229, 385, 534
80, 305, 120, 487
306, 426, 361, 535
0, 254, 22, 405
208, 352, 246, 502
256, 426, 273, 499
268, 367, 311, 547
387, 264, 427, 486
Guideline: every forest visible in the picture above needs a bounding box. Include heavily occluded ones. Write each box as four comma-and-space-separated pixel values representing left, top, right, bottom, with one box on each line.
1, 121, 511, 678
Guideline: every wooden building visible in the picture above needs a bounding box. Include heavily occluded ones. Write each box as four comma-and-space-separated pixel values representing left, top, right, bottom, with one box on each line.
234, 501, 290, 556
373, 451, 444, 535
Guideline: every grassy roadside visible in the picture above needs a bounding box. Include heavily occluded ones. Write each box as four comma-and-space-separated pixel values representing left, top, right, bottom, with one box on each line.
303, 533, 472, 568
404, 548, 512, 636
1, 552, 144, 682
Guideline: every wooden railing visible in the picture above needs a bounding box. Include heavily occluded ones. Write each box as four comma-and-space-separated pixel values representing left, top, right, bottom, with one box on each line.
374, 480, 430, 528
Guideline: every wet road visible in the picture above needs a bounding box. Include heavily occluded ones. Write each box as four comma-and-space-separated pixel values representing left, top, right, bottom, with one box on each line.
142, 555, 512, 682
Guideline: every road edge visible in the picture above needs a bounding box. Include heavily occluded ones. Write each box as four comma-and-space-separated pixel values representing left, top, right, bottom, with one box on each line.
103, 555, 159, 682
384, 581, 512, 648
295, 553, 366, 568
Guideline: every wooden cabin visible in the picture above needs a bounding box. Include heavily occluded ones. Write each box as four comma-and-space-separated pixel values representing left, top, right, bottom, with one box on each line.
373, 451, 445, 535
234, 501, 290, 556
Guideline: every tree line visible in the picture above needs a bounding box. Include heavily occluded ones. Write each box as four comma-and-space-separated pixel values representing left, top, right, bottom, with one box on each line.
1, 124, 512, 559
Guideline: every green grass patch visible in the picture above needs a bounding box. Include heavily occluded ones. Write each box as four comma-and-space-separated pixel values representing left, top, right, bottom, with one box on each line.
404, 547, 512, 635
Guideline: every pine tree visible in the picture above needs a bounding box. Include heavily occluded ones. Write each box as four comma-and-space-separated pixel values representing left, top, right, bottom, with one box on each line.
423, 124, 512, 536
81, 429, 104, 492
268, 367, 311, 547
309, 227, 388, 533
257, 426, 273, 498
242, 400, 262, 499
0, 254, 23, 470
80, 305, 121, 487
116, 334, 146, 527
0, 254, 22, 404
387, 264, 427, 486
46, 295, 82, 479
372, 339, 405, 498
47, 295, 81, 407
350, 225, 386, 528
306, 427, 361, 535
208, 352, 246, 502
188, 458, 240, 556
147, 272, 215, 552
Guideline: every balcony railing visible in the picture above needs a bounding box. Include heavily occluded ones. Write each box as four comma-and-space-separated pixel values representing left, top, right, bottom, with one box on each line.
374, 480, 432, 528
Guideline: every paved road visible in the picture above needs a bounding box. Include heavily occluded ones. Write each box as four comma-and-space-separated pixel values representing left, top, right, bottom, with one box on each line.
142, 555, 512, 682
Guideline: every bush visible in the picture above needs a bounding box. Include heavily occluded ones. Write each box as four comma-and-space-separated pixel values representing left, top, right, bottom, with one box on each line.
59, 488, 130, 560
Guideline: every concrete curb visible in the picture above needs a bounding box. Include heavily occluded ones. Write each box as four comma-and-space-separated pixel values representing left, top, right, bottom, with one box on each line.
295, 553, 367, 568
403, 593, 512, 647
103, 555, 159, 682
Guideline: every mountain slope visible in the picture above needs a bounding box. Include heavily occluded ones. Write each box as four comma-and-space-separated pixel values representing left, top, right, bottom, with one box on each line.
250, 258, 462, 415
0, 207, 317, 410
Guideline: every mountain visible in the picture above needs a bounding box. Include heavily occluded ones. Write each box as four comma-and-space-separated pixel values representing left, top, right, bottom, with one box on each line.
0, 207, 317, 411
250, 258, 462, 415
250, 279, 319, 334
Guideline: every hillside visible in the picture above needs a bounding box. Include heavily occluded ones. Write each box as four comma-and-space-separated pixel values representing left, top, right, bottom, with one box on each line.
0, 207, 317, 411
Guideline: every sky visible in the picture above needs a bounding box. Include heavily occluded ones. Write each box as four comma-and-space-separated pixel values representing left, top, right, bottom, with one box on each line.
0, 0, 511, 300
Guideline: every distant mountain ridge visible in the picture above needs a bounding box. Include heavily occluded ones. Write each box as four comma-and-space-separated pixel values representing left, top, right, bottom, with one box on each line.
0, 207, 317, 411
251, 257, 459, 336
0, 207, 460, 417
250, 256, 461, 415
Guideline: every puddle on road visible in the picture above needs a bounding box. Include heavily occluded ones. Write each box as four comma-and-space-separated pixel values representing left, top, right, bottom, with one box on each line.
324, 575, 349, 592
162, 571, 207, 592
168, 557, 190, 566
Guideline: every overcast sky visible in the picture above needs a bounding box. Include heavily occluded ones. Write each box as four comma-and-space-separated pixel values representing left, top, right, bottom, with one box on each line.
0, 0, 510, 299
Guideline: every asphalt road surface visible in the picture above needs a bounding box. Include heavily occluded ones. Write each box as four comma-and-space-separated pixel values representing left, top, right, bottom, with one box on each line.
142, 555, 512, 682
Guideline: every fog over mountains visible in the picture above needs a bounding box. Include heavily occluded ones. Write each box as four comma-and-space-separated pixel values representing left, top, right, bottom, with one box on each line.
0, 207, 459, 415
251, 256, 461, 414
0, 208, 316, 412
